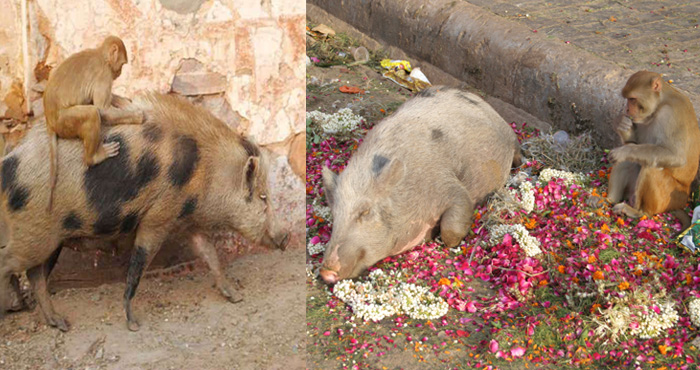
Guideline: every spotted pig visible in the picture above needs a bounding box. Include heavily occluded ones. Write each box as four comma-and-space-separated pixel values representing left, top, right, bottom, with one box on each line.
0, 92, 289, 331
320, 86, 520, 284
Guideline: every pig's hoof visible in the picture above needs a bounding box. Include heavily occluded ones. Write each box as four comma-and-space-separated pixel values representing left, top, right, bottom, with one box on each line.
48, 315, 70, 332
441, 230, 464, 248
127, 319, 141, 332
220, 286, 243, 304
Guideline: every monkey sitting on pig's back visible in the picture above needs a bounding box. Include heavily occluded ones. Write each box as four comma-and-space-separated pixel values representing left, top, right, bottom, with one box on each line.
0, 92, 289, 332
319, 86, 521, 284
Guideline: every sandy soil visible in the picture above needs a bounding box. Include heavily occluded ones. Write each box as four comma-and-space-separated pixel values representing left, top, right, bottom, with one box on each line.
0, 247, 305, 370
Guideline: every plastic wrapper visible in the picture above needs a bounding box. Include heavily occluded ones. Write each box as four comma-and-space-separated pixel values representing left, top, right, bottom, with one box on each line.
675, 206, 700, 254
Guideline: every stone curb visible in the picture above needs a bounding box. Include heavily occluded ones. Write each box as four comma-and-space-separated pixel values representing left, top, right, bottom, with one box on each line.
308, 0, 700, 149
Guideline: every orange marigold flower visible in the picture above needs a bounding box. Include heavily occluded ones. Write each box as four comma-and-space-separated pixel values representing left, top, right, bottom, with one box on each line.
634, 269, 643, 276
618, 281, 630, 290
572, 277, 579, 283
588, 255, 597, 264
659, 344, 668, 355
601, 224, 611, 233
593, 271, 604, 280
524, 218, 537, 230
539, 280, 548, 286
558, 265, 566, 274
590, 303, 601, 313
438, 278, 451, 286
616, 218, 625, 226
453, 278, 464, 288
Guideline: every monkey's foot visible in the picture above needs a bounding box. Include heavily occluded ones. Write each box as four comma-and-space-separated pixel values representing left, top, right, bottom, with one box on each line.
585, 195, 610, 208
103, 141, 120, 157
217, 282, 243, 304
47, 313, 70, 332
612, 203, 644, 219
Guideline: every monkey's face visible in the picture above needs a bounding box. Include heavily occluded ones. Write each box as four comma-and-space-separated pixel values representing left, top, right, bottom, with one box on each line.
625, 95, 658, 124
111, 58, 126, 79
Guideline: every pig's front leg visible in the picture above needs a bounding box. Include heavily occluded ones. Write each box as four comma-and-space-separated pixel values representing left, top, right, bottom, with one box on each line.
191, 233, 243, 304
440, 185, 474, 248
27, 245, 68, 331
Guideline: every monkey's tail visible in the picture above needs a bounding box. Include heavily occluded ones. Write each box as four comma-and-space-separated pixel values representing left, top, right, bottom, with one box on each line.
48, 131, 58, 213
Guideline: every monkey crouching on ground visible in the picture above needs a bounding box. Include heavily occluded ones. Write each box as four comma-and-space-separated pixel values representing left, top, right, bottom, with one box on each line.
43, 35, 144, 211
596, 70, 700, 228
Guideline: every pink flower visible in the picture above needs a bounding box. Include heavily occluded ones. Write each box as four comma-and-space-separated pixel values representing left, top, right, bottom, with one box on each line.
510, 346, 526, 358
489, 339, 499, 353
629, 321, 639, 330
466, 301, 477, 313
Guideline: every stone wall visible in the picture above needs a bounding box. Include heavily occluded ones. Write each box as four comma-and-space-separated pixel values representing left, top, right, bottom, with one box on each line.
0, 0, 305, 283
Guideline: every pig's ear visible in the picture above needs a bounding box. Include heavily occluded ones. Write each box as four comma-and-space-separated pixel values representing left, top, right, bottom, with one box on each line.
243, 156, 260, 201
374, 158, 404, 190
322, 166, 337, 207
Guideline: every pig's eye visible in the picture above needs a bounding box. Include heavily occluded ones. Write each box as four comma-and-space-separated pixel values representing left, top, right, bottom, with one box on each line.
358, 210, 369, 219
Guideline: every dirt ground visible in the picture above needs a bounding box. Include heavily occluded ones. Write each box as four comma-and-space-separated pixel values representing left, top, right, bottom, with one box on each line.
0, 247, 305, 370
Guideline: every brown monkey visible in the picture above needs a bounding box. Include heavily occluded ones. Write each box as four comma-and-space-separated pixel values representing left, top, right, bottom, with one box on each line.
601, 71, 700, 227
43, 35, 143, 211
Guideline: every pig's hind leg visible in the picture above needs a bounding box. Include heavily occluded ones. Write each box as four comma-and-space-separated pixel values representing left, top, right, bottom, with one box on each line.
26, 245, 68, 331
440, 186, 475, 248
191, 233, 243, 303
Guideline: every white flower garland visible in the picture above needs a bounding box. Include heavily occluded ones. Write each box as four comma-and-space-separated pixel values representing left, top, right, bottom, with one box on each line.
489, 224, 542, 257
509, 181, 535, 213
307, 240, 325, 256
332, 269, 448, 322
538, 168, 583, 185
690, 298, 700, 327
630, 300, 679, 339
307, 108, 363, 139
312, 197, 332, 222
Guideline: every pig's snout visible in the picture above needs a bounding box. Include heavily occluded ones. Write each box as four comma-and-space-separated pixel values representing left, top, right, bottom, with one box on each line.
320, 268, 339, 284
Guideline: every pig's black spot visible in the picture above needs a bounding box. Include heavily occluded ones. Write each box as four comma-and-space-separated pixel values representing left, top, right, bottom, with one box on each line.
142, 124, 163, 143
135, 152, 160, 189
62, 212, 83, 230
431, 129, 444, 141
371, 155, 389, 176
417, 88, 435, 97
120, 212, 139, 233
178, 196, 198, 219
240, 137, 260, 157
168, 136, 199, 188
84, 134, 159, 235
93, 209, 121, 235
458, 92, 478, 105
1, 156, 29, 212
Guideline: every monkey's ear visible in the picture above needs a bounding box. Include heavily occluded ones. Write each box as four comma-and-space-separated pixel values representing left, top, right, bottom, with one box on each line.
109, 44, 120, 64
243, 156, 260, 201
652, 77, 663, 93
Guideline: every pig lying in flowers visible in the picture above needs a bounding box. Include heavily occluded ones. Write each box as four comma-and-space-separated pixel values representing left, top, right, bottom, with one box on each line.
0, 92, 289, 331
320, 86, 520, 284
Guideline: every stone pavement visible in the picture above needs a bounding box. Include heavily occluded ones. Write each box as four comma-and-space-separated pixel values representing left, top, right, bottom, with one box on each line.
465, 0, 700, 95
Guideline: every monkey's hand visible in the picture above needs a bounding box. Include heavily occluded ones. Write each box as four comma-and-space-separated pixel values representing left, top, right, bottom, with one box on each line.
613, 115, 635, 142
608, 145, 632, 164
